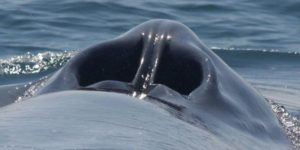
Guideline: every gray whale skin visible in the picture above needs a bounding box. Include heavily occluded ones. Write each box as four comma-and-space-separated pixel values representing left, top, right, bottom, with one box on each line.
0, 19, 292, 149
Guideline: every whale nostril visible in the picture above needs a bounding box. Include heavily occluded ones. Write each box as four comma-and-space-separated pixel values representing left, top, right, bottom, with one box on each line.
75, 35, 202, 96
77, 40, 143, 87
154, 47, 203, 95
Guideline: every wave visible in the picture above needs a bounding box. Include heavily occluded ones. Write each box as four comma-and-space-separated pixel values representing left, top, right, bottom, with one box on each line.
212, 47, 300, 64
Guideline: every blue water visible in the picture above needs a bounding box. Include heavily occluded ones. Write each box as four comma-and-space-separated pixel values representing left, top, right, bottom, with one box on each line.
1, 0, 300, 56
0, 0, 300, 149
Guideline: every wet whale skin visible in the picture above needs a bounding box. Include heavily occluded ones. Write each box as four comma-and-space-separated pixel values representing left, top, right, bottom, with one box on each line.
0, 20, 291, 149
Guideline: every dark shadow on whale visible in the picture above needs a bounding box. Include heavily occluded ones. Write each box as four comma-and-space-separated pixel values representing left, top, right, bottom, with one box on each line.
0, 20, 291, 149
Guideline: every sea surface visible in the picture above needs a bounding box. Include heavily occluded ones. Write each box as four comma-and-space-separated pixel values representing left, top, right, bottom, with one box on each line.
0, 0, 300, 149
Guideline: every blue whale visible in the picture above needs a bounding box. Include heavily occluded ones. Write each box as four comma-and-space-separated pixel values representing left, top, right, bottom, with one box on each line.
0, 20, 291, 149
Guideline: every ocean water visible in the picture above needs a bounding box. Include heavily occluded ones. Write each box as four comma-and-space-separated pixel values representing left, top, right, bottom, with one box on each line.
0, 0, 300, 149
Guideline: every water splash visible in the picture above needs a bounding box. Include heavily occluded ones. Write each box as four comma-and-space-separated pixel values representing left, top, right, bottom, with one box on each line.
268, 99, 300, 149
15, 76, 49, 102
0, 51, 77, 75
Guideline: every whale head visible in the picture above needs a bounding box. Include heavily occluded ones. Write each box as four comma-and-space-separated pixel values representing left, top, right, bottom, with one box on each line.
11, 19, 290, 149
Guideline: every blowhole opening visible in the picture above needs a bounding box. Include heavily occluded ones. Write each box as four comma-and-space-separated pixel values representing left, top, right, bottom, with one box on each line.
77, 40, 143, 87
154, 48, 203, 95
